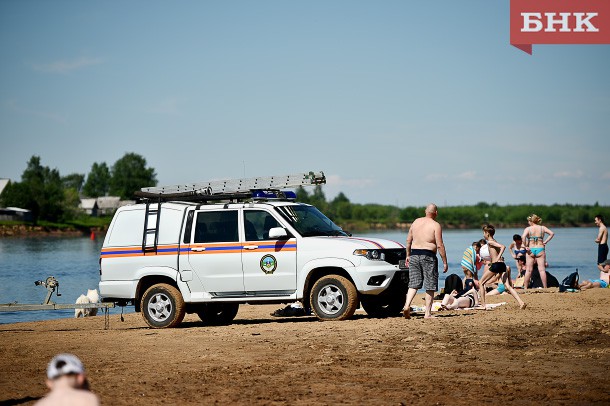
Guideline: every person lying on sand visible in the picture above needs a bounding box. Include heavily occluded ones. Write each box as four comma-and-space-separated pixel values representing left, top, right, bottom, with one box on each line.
439, 286, 479, 310
579, 259, 610, 291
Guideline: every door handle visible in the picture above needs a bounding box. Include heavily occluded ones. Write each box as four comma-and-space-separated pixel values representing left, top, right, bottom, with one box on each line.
243, 245, 259, 250
191, 247, 206, 252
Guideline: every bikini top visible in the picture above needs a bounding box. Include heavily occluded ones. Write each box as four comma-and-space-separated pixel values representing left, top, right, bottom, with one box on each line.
480, 244, 491, 261
514, 247, 527, 256
527, 226, 544, 243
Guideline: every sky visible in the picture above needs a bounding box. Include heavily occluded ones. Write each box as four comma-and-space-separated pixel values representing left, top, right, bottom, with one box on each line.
1, 1, 609, 208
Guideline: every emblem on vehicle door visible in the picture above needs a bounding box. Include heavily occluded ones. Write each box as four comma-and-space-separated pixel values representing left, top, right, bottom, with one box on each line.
260, 254, 277, 274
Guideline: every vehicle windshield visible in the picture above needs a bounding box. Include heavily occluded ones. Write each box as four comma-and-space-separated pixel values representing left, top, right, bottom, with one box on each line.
275, 205, 348, 237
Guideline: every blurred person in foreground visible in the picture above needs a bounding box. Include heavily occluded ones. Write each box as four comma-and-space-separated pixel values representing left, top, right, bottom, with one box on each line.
402, 203, 448, 319
35, 353, 100, 406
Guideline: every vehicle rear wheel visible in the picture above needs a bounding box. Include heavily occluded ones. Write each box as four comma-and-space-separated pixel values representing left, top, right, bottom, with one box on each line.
140, 283, 185, 329
361, 273, 408, 318
310, 275, 358, 321
196, 303, 239, 325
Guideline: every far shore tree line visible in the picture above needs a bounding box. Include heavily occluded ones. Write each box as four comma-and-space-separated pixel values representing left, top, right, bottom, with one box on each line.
0, 153, 156, 223
1, 154, 608, 229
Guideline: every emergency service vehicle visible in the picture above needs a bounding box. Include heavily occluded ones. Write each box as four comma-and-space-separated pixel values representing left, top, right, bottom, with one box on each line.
99, 172, 407, 328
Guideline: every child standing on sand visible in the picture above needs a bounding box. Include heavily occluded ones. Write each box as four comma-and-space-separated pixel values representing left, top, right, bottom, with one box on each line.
477, 224, 526, 310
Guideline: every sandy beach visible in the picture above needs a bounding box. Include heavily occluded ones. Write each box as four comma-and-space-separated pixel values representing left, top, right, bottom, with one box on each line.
0, 288, 608, 405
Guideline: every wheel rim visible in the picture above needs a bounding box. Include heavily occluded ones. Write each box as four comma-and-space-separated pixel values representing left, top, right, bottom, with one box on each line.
147, 292, 173, 322
316, 283, 344, 316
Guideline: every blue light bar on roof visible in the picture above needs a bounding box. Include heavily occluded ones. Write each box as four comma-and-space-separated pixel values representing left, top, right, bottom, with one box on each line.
251, 190, 297, 200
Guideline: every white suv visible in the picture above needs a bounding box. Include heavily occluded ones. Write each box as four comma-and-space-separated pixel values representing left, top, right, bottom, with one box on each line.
99, 199, 407, 328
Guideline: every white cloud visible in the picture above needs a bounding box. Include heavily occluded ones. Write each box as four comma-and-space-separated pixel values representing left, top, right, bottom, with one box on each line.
325, 174, 374, 188
425, 171, 477, 181
2, 100, 66, 124
147, 97, 182, 116
456, 171, 477, 180
32, 56, 103, 74
553, 170, 584, 179
424, 173, 449, 181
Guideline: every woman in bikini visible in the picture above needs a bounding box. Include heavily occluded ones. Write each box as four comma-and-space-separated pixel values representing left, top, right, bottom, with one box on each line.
477, 224, 526, 310
521, 214, 555, 289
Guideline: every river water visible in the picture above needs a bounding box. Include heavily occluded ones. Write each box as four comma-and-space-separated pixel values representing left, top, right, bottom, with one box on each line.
0, 227, 601, 324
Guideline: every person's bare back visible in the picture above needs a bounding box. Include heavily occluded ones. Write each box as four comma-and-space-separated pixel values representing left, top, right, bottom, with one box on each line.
409, 217, 441, 252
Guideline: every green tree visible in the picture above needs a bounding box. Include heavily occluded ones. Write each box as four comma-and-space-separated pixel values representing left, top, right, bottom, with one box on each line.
62, 173, 85, 192
329, 192, 352, 220
83, 162, 110, 197
295, 186, 310, 204
308, 185, 327, 212
109, 153, 157, 199
1, 156, 65, 222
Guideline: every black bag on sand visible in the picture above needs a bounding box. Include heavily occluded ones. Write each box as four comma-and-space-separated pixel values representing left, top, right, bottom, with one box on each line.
559, 270, 579, 292
529, 265, 560, 288
436, 274, 463, 299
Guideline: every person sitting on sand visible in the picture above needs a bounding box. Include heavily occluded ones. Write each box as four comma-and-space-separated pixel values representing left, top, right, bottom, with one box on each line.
486, 272, 513, 296
509, 234, 527, 277
579, 259, 610, 291
35, 353, 100, 406
477, 224, 526, 310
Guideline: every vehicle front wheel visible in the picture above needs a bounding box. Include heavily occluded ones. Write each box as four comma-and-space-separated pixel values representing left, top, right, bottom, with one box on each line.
310, 275, 358, 321
196, 303, 239, 325
140, 283, 185, 329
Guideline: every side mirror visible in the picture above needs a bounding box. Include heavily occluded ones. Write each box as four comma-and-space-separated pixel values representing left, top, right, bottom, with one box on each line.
268, 227, 288, 239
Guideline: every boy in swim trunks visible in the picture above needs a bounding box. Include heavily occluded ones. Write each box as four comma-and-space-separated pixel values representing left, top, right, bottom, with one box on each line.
477, 224, 526, 310
579, 259, 610, 290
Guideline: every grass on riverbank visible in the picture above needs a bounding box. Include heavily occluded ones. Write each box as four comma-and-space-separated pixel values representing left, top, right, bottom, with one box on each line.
0, 216, 113, 236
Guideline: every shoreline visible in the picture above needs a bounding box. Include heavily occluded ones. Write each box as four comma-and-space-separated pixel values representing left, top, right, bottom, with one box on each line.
0, 222, 593, 238
0, 224, 107, 238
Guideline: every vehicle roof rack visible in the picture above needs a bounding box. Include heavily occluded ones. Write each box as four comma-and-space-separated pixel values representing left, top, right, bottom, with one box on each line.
134, 171, 325, 202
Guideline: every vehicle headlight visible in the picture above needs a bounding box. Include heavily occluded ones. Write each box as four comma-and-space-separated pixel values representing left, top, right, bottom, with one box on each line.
353, 249, 382, 260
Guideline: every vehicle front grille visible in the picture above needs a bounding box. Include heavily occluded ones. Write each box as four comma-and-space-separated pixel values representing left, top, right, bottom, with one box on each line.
382, 249, 406, 265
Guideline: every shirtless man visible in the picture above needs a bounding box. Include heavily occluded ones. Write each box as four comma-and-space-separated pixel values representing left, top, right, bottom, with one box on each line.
594, 215, 608, 269
402, 203, 448, 319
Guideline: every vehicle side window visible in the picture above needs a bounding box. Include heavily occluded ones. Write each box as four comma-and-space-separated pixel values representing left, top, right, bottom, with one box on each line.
244, 210, 281, 241
194, 211, 238, 243
183, 210, 194, 244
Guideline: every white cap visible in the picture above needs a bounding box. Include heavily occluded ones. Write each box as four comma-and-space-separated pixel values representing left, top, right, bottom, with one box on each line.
46, 354, 85, 379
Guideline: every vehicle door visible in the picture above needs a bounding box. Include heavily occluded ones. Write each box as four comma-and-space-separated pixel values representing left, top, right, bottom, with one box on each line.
187, 209, 244, 294
241, 209, 297, 294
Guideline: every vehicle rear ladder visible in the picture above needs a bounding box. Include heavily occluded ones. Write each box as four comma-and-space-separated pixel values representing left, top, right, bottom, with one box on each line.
142, 199, 162, 254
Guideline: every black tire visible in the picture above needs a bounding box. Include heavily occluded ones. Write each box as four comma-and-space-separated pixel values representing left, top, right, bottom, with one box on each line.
140, 283, 186, 329
361, 273, 408, 318
310, 275, 358, 321
196, 302, 239, 325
